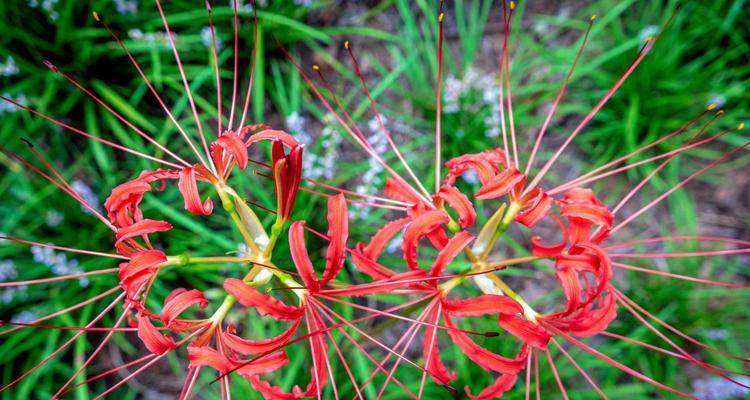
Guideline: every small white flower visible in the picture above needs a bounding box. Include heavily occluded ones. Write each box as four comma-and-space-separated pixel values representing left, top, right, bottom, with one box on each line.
46, 209, 64, 227
0, 260, 18, 282
0, 56, 20, 77
71, 180, 102, 215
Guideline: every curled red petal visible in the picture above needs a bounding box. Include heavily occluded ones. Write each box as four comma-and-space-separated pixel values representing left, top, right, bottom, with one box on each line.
530, 214, 568, 257
224, 278, 303, 321
137, 313, 175, 355
444, 148, 507, 186
320, 194, 348, 286
294, 312, 329, 398
224, 320, 301, 355
118, 250, 166, 296
443, 314, 528, 374
514, 189, 552, 228
178, 167, 214, 215
245, 129, 300, 148
442, 294, 523, 317
402, 210, 450, 270
187, 345, 231, 374
497, 314, 551, 349
430, 231, 474, 277
289, 221, 319, 293
436, 185, 477, 228
384, 177, 423, 205
214, 131, 248, 169
560, 204, 613, 228
115, 219, 172, 246
362, 217, 410, 260
555, 266, 582, 313
423, 305, 456, 385
350, 248, 395, 280
465, 373, 518, 400
474, 168, 526, 200
160, 288, 208, 327
235, 351, 289, 378
248, 375, 296, 400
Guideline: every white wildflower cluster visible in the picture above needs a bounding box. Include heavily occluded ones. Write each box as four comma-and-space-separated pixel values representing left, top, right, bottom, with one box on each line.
28, 0, 59, 21
692, 376, 750, 400
10, 310, 39, 324
128, 29, 177, 49
289, 113, 342, 182
0, 93, 27, 114
31, 245, 89, 287
45, 209, 64, 227
0, 260, 18, 282
443, 67, 503, 139
201, 26, 223, 49
286, 112, 312, 145
349, 117, 389, 220
0, 285, 27, 304
113, 0, 138, 15
0, 56, 19, 77
71, 180, 102, 215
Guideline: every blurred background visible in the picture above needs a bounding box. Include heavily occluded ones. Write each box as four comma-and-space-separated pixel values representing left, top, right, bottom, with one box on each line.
1, 0, 748, 398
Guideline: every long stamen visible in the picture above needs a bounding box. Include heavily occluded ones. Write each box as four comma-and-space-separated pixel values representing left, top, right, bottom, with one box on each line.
611, 109, 724, 213
613, 262, 749, 288
317, 294, 497, 337
612, 137, 750, 233
226, 0, 241, 130
53, 304, 133, 397
550, 124, 734, 194
92, 328, 206, 399
435, 1, 445, 192
343, 43, 432, 199
93, 12, 207, 169
614, 291, 749, 387
238, 0, 260, 131
310, 299, 447, 385
551, 106, 712, 193
542, 322, 697, 399
42, 60, 191, 166
0, 268, 118, 288
550, 339, 606, 399
545, 349, 569, 400
526, 5, 682, 194
154, 0, 214, 172
0, 286, 120, 338
526, 15, 596, 174
0, 236, 126, 259
303, 309, 333, 400
603, 235, 750, 250
613, 289, 748, 363
600, 331, 750, 377
205, 1, 223, 135
502, 1, 519, 168
0, 292, 125, 393
417, 300, 442, 399
0, 95, 179, 168
372, 303, 433, 400
0, 145, 115, 230
275, 40, 436, 207
308, 304, 363, 400
58, 354, 157, 398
